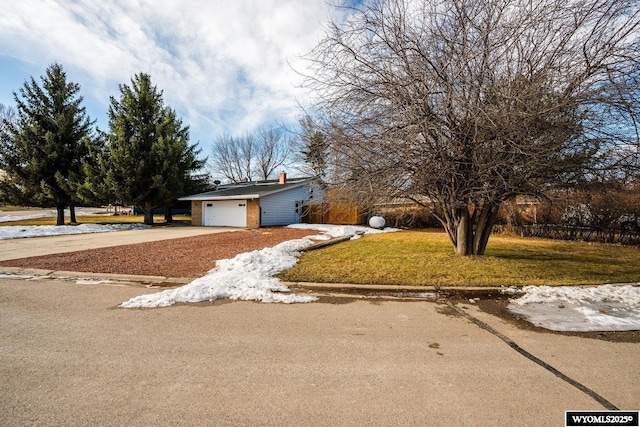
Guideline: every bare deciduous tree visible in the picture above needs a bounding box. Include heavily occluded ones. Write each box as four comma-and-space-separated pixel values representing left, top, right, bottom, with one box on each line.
210, 127, 293, 182
255, 127, 293, 181
303, 0, 640, 255
210, 133, 254, 183
0, 103, 16, 133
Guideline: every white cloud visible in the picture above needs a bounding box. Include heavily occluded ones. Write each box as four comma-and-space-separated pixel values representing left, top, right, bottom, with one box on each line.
0, 0, 337, 149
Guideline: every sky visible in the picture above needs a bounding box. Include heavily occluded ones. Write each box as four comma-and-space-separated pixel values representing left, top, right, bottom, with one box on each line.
0, 0, 355, 162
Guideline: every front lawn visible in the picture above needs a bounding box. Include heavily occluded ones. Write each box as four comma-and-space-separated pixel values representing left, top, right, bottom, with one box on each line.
277, 229, 640, 287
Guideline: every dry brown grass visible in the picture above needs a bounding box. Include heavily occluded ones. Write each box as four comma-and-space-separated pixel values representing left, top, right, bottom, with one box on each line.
277, 229, 640, 287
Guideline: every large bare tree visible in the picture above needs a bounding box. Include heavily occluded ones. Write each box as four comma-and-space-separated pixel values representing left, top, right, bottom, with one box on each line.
303, 0, 640, 255
210, 127, 293, 183
254, 127, 293, 180
210, 133, 255, 183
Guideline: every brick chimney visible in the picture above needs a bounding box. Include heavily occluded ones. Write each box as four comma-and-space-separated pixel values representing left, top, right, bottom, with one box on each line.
279, 172, 287, 184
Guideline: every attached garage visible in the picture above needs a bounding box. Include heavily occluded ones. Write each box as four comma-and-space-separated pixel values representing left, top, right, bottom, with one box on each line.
202, 200, 247, 227
180, 175, 319, 228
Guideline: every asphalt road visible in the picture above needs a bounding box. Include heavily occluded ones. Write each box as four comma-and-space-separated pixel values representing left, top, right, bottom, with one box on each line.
1, 275, 638, 426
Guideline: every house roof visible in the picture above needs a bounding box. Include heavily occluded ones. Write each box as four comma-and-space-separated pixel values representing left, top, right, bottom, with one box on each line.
179, 178, 314, 201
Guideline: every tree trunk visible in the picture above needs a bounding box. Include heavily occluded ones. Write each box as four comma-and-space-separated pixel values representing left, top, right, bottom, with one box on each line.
455, 208, 472, 255
164, 205, 173, 223
56, 206, 65, 226
70, 205, 77, 224
473, 204, 500, 255
446, 202, 502, 256
142, 202, 154, 225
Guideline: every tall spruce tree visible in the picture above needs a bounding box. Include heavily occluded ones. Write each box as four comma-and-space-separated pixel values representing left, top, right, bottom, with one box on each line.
74, 131, 113, 209
0, 63, 94, 225
104, 73, 206, 225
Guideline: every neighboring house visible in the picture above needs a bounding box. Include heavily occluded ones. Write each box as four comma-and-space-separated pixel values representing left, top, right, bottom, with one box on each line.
180, 173, 319, 228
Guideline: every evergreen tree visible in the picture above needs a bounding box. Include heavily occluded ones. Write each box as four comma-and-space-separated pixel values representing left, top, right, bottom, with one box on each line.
298, 115, 329, 182
75, 131, 113, 208
302, 131, 328, 179
104, 73, 207, 225
0, 63, 94, 225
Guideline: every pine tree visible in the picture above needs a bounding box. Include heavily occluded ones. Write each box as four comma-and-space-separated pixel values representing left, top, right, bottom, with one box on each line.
0, 63, 94, 225
299, 116, 329, 182
104, 73, 207, 225
302, 131, 328, 179
75, 131, 113, 209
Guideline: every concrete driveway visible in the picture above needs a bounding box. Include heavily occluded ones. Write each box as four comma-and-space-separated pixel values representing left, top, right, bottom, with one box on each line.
1, 275, 638, 426
0, 226, 240, 261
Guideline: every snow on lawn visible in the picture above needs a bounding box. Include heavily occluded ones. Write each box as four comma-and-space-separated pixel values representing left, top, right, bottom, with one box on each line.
0, 223, 150, 240
0, 208, 110, 223
507, 285, 640, 332
287, 223, 397, 239
0, 210, 57, 223
120, 224, 399, 308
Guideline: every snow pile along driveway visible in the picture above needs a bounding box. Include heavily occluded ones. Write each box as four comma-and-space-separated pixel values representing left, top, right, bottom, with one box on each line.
120, 224, 398, 308
508, 284, 640, 332
287, 223, 393, 239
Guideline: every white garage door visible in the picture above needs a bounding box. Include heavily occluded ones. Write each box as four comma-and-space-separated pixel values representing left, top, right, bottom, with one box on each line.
202, 200, 247, 227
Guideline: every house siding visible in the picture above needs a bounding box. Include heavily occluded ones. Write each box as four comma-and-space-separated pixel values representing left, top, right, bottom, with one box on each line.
260, 186, 310, 226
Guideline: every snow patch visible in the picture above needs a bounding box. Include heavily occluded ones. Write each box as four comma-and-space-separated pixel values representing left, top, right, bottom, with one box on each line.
288, 223, 399, 239
0, 273, 47, 281
121, 224, 398, 308
75, 279, 118, 285
0, 223, 150, 240
508, 285, 640, 332
0, 209, 110, 223
0, 211, 57, 223
120, 236, 319, 307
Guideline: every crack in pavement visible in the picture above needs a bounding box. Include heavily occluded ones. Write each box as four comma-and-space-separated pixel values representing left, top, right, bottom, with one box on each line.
444, 301, 619, 411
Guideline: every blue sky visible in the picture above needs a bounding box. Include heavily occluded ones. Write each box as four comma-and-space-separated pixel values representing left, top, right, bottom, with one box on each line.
0, 0, 351, 156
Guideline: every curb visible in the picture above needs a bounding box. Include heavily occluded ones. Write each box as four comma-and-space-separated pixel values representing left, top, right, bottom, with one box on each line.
284, 281, 506, 292
2, 267, 635, 297
0, 266, 194, 287
284, 282, 513, 300
0, 266, 507, 296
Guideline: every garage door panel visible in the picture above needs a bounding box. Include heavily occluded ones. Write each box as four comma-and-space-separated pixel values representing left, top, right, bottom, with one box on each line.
203, 200, 247, 227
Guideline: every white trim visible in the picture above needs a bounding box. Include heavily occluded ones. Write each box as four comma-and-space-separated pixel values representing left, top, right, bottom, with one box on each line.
181, 194, 260, 201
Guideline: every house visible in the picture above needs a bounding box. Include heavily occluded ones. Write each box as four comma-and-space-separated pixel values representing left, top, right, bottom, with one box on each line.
179, 173, 319, 228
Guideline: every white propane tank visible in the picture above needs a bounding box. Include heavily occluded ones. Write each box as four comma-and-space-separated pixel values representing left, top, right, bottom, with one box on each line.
368, 215, 386, 229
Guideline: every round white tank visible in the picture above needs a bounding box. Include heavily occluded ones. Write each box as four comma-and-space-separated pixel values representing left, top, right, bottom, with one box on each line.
369, 216, 386, 229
